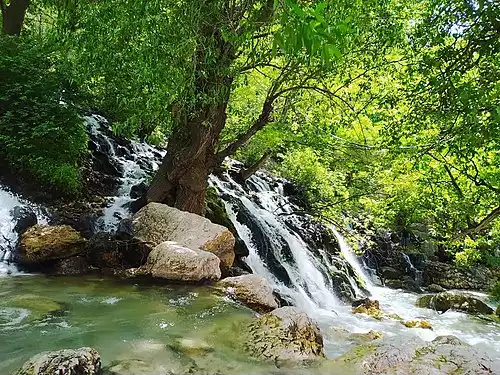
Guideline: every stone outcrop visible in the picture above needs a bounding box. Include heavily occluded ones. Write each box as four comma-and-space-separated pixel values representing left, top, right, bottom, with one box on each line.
416, 292, 494, 315
16, 347, 101, 375
132, 203, 235, 268
423, 261, 500, 291
216, 274, 278, 313
330, 335, 500, 375
18, 225, 86, 264
245, 306, 324, 362
139, 242, 221, 281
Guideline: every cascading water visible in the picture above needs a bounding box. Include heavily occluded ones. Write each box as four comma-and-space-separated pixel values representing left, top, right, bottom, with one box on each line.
0, 189, 47, 275
86, 114, 165, 231
210, 170, 349, 316
402, 252, 423, 285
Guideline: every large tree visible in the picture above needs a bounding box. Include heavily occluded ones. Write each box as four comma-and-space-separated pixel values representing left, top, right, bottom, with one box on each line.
140, 0, 406, 214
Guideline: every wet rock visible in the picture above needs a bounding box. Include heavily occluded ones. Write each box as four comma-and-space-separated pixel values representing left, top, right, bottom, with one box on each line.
385, 276, 423, 293
216, 274, 278, 313
139, 242, 221, 281
245, 306, 324, 362
85, 232, 151, 271
402, 320, 432, 330
423, 261, 500, 291
352, 299, 383, 320
332, 335, 500, 375
52, 256, 89, 275
18, 225, 86, 265
15, 347, 101, 375
426, 283, 446, 293
129, 182, 148, 199
10, 206, 37, 234
380, 266, 403, 280
133, 203, 235, 268
349, 330, 383, 342
416, 292, 494, 315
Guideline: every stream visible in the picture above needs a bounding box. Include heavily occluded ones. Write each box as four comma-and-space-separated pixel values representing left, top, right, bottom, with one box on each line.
0, 114, 498, 373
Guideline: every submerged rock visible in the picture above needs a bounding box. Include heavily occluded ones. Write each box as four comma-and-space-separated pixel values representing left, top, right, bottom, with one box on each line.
16, 347, 101, 375
139, 241, 221, 281
216, 274, 278, 313
416, 292, 493, 315
2, 294, 63, 321
332, 335, 500, 375
245, 306, 324, 362
18, 225, 86, 265
132, 203, 235, 268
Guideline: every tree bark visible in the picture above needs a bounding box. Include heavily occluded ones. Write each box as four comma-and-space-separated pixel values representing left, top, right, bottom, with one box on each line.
1, 0, 30, 36
240, 151, 271, 181
146, 102, 229, 215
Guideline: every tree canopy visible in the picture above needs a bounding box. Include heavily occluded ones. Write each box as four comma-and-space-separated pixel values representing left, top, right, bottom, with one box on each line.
1, 0, 499, 266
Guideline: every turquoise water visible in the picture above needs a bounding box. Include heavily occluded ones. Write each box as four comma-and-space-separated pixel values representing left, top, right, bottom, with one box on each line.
0, 275, 277, 374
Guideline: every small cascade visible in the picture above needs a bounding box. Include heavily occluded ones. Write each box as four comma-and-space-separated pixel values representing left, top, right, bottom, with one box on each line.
330, 227, 374, 295
210, 167, 363, 316
86, 114, 165, 231
0, 188, 47, 275
402, 253, 423, 285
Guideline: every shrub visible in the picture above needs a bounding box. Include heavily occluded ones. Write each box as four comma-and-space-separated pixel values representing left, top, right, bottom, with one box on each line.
0, 36, 87, 195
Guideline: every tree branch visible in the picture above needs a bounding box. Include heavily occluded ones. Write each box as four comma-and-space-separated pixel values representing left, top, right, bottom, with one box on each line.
455, 205, 500, 239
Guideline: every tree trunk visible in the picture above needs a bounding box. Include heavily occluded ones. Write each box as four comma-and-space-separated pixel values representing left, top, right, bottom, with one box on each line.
1, 0, 30, 36
146, 103, 229, 215
240, 151, 271, 181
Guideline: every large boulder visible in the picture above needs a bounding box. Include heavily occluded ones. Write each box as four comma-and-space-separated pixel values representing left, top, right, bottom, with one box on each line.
416, 292, 493, 315
15, 347, 101, 375
133, 203, 235, 268
329, 335, 499, 375
139, 242, 221, 281
18, 225, 86, 264
216, 274, 278, 313
245, 306, 324, 362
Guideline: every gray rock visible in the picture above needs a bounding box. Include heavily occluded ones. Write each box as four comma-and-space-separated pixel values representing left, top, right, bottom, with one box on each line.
416, 292, 493, 315
10, 206, 37, 234
52, 256, 89, 275
217, 274, 278, 313
245, 306, 324, 362
133, 203, 235, 268
333, 335, 500, 375
16, 347, 101, 375
140, 242, 221, 281
426, 284, 446, 293
381, 266, 403, 280
18, 225, 86, 264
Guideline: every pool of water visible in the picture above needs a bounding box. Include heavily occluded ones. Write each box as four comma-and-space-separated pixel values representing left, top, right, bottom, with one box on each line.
0, 275, 279, 374
1, 274, 499, 374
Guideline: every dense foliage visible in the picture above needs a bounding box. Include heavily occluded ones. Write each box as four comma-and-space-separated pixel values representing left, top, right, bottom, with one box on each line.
1, 0, 499, 267
0, 35, 87, 194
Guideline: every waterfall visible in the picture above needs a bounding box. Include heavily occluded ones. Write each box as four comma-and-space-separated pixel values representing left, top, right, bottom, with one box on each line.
330, 227, 374, 294
86, 114, 165, 231
210, 169, 362, 316
402, 253, 423, 285
0, 189, 47, 275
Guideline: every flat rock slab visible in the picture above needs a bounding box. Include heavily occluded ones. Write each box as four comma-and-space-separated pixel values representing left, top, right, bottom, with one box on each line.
133, 203, 235, 268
